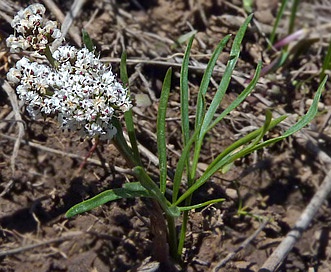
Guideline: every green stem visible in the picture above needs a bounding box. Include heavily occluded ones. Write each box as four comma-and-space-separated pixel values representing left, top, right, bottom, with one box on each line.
177, 210, 189, 256
112, 118, 180, 261
166, 214, 180, 261
112, 117, 139, 168
177, 173, 194, 256
44, 45, 59, 69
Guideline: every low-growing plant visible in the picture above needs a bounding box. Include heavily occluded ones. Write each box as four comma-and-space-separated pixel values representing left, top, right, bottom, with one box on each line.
6, 3, 327, 266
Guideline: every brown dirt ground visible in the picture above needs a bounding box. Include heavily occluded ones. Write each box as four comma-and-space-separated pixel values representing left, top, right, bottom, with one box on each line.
1, 0, 331, 271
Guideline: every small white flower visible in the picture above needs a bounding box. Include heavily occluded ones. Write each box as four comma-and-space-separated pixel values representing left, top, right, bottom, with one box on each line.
7, 68, 22, 83
28, 3, 46, 15
6, 35, 30, 53
53, 45, 78, 62
7, 3, 63, 53
51, 28, 62, 39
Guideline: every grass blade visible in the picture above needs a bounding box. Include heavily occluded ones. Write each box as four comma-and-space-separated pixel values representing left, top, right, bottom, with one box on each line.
173, 115, 286, 206
321, 39, 331, 81
288, 0, 299, 34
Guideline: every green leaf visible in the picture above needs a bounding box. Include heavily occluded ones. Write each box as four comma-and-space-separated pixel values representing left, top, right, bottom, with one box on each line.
65, 182, 152, 218
206, 61, 262, 133
220, 161, 233, 174
191, 14, 253, 181
173, 76, 327, 206
250, 109, 272, 147
271, 75, 327, 138
201, 14, 253, 135
82, 29, 95, 52
191, 35, 231, 180
112, 117, 139, 167
178, 198, 225, 212
194, 34, 231, 133
213, 116, 286, 169
180, 35, 194, 147
157, 68, 172, 194
173, 115, 285, 206
243, 0, 253, 13
219, 109, 272, 173
120, 51, 129, 85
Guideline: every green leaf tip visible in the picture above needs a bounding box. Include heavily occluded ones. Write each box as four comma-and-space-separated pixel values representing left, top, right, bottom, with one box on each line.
82, 29, 95, 52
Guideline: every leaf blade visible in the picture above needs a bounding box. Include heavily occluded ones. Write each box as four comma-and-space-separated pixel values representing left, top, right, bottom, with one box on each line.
157, 68, 172, 194
65, 182, 152, 218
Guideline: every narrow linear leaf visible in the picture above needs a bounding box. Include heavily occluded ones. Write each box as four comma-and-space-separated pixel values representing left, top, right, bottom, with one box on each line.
112, 117, 139, 167
195, 34, 231, 132
220, 109, 272, 173
288, 0, 300, 34
201, 14, 253, 135
173, 115, 285, 206
250, 109, 272, 147
178, 198, 225, 212
191, 34, 231, 181
200, 117, 286, 191
321, 38, 331, 81
120, 51, 129, 85
177, 30, 197, 45
180, 35, 195, 146
157, 68, 172, 194
281, 75, 327, 137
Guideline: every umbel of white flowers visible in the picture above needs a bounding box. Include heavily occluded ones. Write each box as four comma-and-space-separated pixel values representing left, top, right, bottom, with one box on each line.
6, 4, 131, 140
6, 3, 63, 53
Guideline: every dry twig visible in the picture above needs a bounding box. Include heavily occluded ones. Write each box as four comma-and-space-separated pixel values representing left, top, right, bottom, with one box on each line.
1, 80, 24, 173
60, 0, 87, 45
42, 0, 84, 47
212, 219, 269, 271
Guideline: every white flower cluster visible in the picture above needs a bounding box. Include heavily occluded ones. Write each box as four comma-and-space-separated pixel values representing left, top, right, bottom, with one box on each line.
7, 4, 131, 140
6, 3, 63, 53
